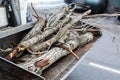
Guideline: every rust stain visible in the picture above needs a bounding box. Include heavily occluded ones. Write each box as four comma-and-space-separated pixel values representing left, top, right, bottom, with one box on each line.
5, 44, 25, 60
34, 58, 50, 68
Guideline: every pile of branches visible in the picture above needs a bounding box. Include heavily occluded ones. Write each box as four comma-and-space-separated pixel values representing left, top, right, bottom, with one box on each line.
5, 6, 95, 74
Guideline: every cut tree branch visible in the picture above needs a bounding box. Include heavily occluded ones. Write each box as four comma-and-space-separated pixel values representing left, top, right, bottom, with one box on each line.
18, 32, 93, 73
6, 9, 91, 60
22, 19, 45, 42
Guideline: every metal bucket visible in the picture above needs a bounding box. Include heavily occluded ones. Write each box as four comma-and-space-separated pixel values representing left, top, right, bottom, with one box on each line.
0, 21, 101, 80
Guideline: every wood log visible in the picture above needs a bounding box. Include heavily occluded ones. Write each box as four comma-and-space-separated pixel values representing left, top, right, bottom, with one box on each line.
18, 32, 93, 74
46, 14, 57, 29
23, 7, 67, 42
44, 12, 65, 31
28, 10, 91, 52
6, 12, 71, 60
28, 30, 70, 52
21, 9, 91, 48
22, 7, 69, 42
45, 6, 73, 31
20, 15, 71, 48
29, 36, 55, 52
55, 41, 80, 59
47, 9, 66, 29
6, 9, 91, 60
22, 19, 45, 42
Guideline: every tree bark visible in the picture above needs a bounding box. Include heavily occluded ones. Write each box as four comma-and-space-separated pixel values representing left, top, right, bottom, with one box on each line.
47, 9, 66, 28
22, 10, 91, 47
26, 10, 91, 52
22, 19, 45, 42
6, 9, 91, 60
20, 14, 71, 48
6, 12, 71, 60
18, 32, 93, 74
28, 29, 70, 52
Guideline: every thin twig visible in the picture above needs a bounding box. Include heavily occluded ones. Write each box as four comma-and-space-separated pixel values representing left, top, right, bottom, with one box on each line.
74, 28, 100, 32
31, 3, 40, 18
68, 48, 80, 59
56, 42, 79, 60
84, 13, 120, 18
